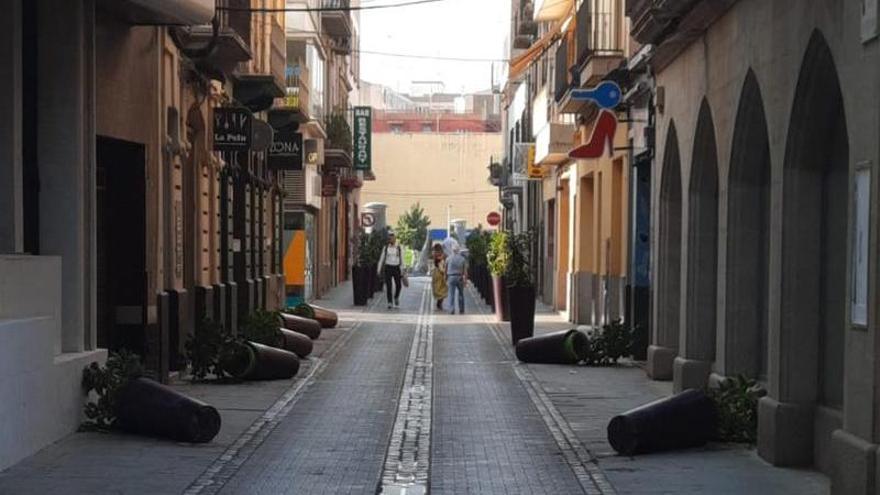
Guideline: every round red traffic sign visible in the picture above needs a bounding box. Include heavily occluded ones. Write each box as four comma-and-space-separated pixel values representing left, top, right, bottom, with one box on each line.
486, 211, 501, 227
361, 213, 375, 227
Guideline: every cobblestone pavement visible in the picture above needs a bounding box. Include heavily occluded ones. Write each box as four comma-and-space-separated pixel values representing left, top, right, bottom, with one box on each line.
0, 278, 832, 494
428, 282, 606, 494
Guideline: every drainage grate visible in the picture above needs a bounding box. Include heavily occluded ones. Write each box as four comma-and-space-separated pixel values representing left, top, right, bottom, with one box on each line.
379, 283, 433, 495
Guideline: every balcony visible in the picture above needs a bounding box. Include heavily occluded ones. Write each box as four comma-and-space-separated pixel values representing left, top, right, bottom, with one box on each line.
534, 122, 576, 166
281, 65, 311, 118
269, 18, 287, 98
557, 2, 626, 114
628, 0, 736, 69
321, 0, 353, 39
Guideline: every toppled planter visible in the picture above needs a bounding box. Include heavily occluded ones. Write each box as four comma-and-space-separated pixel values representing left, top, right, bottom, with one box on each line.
221, 341, 301, 381
515, 330, 589, 364
115, 377, 221, 443
279, 312, 322, 339
290, 303, 338, 329
277, 328, 314, 358
607, 389, 717, 456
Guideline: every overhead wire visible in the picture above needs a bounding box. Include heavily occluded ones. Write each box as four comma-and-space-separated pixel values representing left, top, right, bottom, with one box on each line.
217, 0, 444, 13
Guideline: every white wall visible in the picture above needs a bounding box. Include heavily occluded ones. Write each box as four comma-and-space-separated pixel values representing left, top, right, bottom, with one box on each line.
0, 256, 107, 471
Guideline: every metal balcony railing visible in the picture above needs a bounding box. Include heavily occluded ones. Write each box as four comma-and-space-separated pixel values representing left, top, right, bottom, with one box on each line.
322, 0, 350, 8
575, 1, 624, 67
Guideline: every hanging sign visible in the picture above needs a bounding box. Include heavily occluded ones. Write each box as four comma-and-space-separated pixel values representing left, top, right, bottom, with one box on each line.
268, 126, 303, 171
568, 81, 621, 160
353, 106, 372, 171
213, 107, 252, 152
321, 173, 339, 197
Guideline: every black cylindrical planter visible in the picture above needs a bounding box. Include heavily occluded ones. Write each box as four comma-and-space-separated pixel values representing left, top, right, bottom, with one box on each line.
507, 285, 536, 344
278, 328, 314, 358
352, 265, 369, 306
492, 275, 510, 322
607, 389, 717, 456
515, 329, 589, 364
279, 312, 322, 339
115, 377, 221, 443
223, 341, 301, 381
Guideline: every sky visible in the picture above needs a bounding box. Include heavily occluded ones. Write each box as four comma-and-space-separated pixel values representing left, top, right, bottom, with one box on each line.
359, 0, 511, 95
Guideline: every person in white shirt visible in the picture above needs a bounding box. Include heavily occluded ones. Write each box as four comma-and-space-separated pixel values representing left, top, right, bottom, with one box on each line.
377, 232, 404, 308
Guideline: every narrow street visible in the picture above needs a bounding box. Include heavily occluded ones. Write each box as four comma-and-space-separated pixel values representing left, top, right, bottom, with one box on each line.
189, 278, 597, 494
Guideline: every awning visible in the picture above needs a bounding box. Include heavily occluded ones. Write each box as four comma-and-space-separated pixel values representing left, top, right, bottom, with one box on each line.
508, 9, 574, 82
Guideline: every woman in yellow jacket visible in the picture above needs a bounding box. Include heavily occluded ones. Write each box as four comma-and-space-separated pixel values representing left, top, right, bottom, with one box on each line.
431, 244, 448, 310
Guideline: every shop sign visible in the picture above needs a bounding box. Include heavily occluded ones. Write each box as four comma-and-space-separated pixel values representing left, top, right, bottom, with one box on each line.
353, 106, 372, 171
268, 126, 303, 171
321, 173, 339, 197
213, 107, 252, 152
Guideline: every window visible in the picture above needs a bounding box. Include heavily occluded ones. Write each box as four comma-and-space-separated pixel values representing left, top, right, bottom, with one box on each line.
391, 124, 403, 134
306, 43, 325, 121
421, 123, 433, 133
852, 166, 871, 326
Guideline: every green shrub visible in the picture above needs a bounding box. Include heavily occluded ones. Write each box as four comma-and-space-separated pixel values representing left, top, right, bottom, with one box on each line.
185, 319, 238, 381
581, 320, 635, 366
710, 375, 765, 444
466, 227, 491, 267
289, 303, 315, 320
81, 351, 144, 430
506, 231, 534, 288
240, 309, 282, 347
487, 231, 509, 277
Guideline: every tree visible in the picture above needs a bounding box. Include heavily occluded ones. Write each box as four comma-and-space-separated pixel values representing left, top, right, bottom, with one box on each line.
395, 203, 431, 251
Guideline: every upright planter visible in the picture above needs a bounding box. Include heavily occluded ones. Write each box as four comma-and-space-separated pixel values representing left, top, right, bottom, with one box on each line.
222, 341, 301, 381
507, 285, 536, 344
352, 265, 370, 306
492, 275, 510, 322
115, 377, 222, 443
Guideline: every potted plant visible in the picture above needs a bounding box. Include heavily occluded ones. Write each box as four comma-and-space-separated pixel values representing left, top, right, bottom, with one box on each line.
465, 227, 492, 305
505, 230, 536, 344
352, 232, 372, 305
486, 231, 510, 322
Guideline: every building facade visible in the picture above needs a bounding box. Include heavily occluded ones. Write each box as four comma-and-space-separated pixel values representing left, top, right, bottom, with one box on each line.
280, 0, 363, 306
628, 0, 880, 492
500, 0, 633, 335
359, 112, 503, 233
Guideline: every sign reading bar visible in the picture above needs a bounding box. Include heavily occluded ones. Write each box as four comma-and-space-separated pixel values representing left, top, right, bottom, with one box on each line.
213, 107, 252, 152
353, 106, 372, 171
268, 125, 303, 171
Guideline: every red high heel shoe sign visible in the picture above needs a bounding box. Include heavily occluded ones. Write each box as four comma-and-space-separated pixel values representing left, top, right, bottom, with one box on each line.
568, 81, 621, 160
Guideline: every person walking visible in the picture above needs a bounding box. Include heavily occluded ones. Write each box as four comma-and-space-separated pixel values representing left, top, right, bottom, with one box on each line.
377, 232, 404, 309
431, 244, 448, 310
446, 245, 468, 314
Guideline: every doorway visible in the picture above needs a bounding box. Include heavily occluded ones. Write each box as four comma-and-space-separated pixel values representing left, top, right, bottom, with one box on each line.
96, 136, 147, 354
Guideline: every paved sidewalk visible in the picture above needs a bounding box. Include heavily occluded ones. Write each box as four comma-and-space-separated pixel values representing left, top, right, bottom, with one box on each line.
0, 281, 369, 495
476, 294, 831, 495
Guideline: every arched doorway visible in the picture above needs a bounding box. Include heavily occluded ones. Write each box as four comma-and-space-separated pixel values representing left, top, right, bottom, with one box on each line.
726, 70, 771, 379
677, 101, 719, 390
764, 30, 848, 470
648, 122, 682, 380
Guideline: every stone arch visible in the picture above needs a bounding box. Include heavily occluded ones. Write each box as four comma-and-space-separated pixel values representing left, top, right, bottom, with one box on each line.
684, 101, 719, 359
725, 70, 771, 379
648, 122, 682, 380
762, 30, 849, 469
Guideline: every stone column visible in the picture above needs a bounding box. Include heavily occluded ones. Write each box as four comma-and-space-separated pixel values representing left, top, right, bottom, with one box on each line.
0, 0, 22, 254
37, 0, 95, 353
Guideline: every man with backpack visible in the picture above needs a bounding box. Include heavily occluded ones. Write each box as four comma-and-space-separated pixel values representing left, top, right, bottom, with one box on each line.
377, 231, 405, 309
